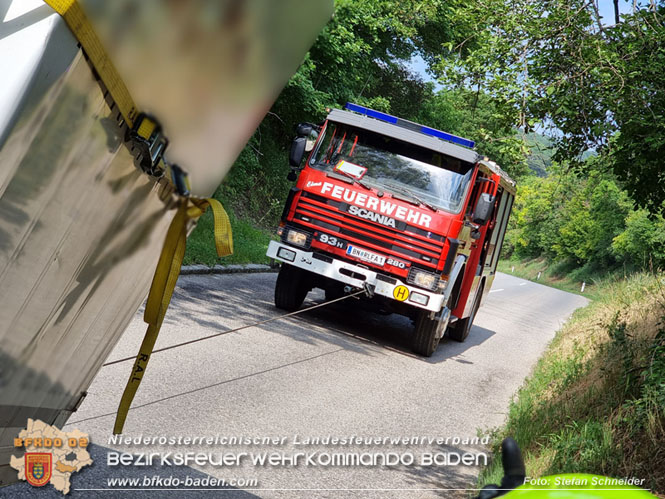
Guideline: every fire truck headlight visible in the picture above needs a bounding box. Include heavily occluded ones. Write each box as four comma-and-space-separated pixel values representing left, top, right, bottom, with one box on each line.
286, 229, 309, 247
407, 268, 438, 291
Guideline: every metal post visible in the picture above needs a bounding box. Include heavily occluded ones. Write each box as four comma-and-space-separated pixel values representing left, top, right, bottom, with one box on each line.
581, 282, 586, 293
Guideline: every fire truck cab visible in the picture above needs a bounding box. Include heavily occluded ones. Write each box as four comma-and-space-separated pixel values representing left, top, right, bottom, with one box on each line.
267, 103, 516, 356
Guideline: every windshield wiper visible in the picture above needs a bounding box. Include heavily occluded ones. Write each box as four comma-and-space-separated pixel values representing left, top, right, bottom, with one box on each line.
384, 183, 438, 212
327, 170, 372, 191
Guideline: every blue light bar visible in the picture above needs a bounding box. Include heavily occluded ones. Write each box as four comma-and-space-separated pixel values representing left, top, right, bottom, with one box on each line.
344, 102, 397, 124
344, 102, 475, 149
420, 126, 475, 149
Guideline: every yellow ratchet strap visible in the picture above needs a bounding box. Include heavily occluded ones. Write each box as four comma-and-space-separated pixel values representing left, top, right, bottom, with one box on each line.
43, 0, 234, 432
44, 0, 139, 127
113, 198, 232, 434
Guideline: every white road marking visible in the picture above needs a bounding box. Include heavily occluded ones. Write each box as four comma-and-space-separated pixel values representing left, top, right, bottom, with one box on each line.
520, 283, 527, 286
489, 289, 504, 293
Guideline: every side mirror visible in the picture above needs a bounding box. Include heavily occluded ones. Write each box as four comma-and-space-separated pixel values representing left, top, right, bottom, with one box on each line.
289, 136, 307, 167
296, 123, 313, 137
305, 130, 319, 152
472, 193, 495, 225
295, 123, 319, 152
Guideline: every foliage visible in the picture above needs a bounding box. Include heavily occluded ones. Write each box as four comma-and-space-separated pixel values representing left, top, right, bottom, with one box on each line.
612, 208, 665, 268
505, 175, 562, 259
213, 0, 530, 236
524, 133, 554, 177
504, 158, 664, 273
554, 170, 632, 266
438, 0, 665, 210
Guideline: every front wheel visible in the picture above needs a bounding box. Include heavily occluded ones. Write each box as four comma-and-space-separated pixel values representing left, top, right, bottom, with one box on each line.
447, 282, 483, 342
274, 264, 311, 311
412, 301, 451, 357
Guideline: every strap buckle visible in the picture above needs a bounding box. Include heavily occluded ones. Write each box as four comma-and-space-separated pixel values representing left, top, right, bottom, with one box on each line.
167, 163, 191, 197
128, 113, 169, 176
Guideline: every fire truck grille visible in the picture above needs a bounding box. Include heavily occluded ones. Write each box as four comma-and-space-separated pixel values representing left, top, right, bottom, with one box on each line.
294, 192, 445, 269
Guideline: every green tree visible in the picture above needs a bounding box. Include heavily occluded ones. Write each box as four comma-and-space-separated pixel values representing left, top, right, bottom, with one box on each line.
437, 0, 665, 210
507, 175, 563, 259
222, 0, 528, 223
612, 208, 665, 268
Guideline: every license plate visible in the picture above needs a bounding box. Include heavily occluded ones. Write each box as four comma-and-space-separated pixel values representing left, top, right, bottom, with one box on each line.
346, 245, 386, 266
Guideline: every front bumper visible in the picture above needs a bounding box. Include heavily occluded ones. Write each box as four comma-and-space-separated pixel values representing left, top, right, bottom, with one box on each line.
267, 241, 445, 312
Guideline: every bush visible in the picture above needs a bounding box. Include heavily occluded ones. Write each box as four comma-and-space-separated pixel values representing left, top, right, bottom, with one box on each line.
507, 164, 661, 274
612, 208, 665, 269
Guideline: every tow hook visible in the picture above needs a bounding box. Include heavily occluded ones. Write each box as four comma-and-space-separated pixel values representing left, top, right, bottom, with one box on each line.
343, 284, 374, 298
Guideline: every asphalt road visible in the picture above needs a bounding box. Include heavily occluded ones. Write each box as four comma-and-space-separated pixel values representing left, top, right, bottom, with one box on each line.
3, 272, 588, 499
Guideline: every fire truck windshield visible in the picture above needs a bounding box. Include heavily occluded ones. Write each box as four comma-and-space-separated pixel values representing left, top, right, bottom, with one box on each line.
309, 122, 475, 213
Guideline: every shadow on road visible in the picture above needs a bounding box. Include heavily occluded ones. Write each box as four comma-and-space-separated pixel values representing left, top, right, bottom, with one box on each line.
395, 442, 487, 499
167, 275, 496, 365
165, 279, 380, 358
428, 326, 496, 364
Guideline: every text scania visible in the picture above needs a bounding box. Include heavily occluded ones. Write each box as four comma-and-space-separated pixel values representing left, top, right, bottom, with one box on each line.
107, 451, 486, 467
320, 182, 432, 228
347, 205, 397, 228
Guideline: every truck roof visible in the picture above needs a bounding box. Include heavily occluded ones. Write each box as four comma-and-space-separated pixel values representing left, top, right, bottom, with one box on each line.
327, 103, 479, 165
326, 103, 516, 194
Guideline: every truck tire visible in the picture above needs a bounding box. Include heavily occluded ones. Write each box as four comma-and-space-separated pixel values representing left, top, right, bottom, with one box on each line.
447, 282, 483, 342
274, 264, 310, 311
412, 298, 451, 357
413, 310, 440, 357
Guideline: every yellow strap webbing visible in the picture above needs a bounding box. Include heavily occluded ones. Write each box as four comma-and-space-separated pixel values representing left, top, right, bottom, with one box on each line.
42, 0, 234, 433
44, 0, 139, 127
114, 198, 232, 434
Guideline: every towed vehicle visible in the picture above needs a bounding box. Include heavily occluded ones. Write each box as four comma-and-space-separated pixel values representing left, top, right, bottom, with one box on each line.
0, 0, 332, 486
268, 103, 516, 356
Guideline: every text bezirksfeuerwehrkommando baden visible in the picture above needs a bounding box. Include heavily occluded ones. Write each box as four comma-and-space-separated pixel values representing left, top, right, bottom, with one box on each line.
107, 450, 488, 468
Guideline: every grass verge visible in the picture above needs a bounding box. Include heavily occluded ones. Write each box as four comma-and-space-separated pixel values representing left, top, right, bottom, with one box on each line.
478, 272, 665, 495
497, 258, 622, 301
183, 192, 274, 266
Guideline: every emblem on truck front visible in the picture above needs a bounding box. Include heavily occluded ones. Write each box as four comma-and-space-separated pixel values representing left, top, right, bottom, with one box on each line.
347, 205, 397, 228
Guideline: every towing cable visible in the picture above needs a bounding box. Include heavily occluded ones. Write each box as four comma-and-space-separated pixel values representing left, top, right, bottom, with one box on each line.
43, 0, 234, 434
102, 286, 369, 367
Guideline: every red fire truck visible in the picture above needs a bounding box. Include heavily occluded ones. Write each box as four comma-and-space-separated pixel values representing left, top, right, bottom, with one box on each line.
267, 103, 516, 356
